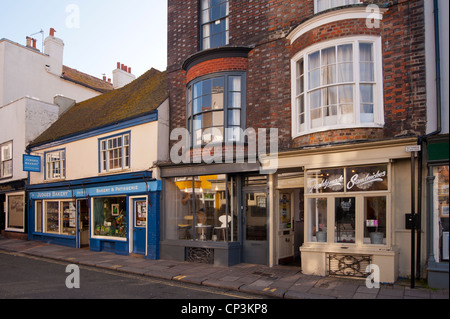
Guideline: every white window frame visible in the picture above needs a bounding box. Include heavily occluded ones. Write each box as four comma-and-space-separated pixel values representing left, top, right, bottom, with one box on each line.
45, 150, 66, 181
99, 133, 130, 173
314, 0, 361, 14
291, 36, 384, 138
0, 141, 13, 179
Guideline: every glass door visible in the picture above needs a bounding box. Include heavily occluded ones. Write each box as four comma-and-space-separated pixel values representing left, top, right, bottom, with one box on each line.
243, 189, 268, 265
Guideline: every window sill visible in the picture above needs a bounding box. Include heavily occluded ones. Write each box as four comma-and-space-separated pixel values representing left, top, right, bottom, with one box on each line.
292, 123, 384, 140
98, 168, 131, 176
300, 243, 396, 255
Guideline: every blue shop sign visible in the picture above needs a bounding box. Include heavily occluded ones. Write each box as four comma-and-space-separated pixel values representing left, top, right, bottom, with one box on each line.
23, 155, 41, 172
30, 181, 161, 200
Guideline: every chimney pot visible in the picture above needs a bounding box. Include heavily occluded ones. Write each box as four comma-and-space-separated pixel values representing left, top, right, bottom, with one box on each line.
128, 67, 131, 74
32, 38, 37, 49
117, 62, 121, 69
50, 28, 56, 37
26, 36, 32, 47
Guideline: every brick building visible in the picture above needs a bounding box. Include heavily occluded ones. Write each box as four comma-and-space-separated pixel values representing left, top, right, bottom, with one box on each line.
161, 0, 447, 284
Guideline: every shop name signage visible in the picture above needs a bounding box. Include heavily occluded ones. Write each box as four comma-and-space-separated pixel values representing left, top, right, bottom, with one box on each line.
30, 181, 161, 200
308, 175, 344, 192
308, 165, 388, 193
347, 170, 387, 190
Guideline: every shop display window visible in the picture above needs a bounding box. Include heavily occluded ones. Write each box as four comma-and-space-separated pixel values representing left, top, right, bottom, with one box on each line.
335, 197, 355, 243
305, 164, 390, 246
6, 193, 24, 231
165, 174, 238, 242
308, 198, 327, 242
363, 196, 386, 245
433, 165, 449, 261
44, 200, 76, 235
35, 201, 42, 233
93, 197, 127, 239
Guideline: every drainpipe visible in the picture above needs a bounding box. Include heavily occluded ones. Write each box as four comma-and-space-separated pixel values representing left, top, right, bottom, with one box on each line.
419, 0, 443, 281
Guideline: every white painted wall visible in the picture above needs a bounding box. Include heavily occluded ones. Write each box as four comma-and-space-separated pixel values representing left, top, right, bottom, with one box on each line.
29, 119, 162, 184
0, 38, 101, 107
0, 97, 58, 182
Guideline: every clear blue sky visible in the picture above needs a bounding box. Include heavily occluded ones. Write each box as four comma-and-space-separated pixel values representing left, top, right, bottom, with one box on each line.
0, 0, 168, 79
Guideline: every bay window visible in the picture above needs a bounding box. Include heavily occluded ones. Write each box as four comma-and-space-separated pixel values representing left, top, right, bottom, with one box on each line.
306, 164, 389, 246
187, 73, 245, 146
292, 37, 383, 137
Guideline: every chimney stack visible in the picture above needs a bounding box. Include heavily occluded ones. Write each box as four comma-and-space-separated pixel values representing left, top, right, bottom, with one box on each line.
44, 27, 64, 75
113, 62, 136, 89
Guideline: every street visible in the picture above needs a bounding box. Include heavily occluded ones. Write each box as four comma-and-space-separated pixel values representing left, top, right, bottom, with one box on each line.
0, 251, 265, 300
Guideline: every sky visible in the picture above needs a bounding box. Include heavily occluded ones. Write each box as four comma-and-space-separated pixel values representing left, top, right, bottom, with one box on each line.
0, 0, 168, 79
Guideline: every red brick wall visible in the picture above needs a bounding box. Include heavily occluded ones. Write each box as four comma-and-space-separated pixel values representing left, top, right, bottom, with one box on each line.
167, 0, 427, 153
186, 57, 248, 84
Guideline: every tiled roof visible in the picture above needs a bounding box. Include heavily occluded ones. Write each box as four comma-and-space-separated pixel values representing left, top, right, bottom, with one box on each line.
30, 68, 168, 147
61, 65, 114, 93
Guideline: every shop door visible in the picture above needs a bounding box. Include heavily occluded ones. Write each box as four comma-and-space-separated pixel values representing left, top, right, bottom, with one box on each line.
132, 198, 147, 255
243, 190, 268, 265
78, 200, 89, 248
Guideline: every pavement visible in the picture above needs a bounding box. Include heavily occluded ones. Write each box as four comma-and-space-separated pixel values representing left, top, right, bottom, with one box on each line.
0, 236, 448, 300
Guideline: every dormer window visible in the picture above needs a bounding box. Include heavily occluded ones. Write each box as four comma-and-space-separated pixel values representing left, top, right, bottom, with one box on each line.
201, 0, 229, 50
315, 0, 361, 13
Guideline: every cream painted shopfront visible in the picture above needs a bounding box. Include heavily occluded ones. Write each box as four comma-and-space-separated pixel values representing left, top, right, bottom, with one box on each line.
266, 138, 420, 283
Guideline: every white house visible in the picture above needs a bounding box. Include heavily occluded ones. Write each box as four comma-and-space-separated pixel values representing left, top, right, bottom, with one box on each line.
26, 68, 169, 259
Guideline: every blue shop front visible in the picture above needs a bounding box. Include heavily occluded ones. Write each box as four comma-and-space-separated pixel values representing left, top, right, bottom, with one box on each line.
27, 172, 161, 259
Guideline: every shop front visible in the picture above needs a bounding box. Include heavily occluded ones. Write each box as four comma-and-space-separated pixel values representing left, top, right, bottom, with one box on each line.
159, 162, 268, 266
27, 172, 161, 259
267, 138, 419, 283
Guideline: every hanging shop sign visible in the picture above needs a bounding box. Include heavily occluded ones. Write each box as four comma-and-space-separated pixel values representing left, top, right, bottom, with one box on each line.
23, 155, 41, 172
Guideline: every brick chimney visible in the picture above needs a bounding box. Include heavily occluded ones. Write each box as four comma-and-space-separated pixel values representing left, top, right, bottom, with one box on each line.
44, 28, 64, 75
112, 62, 136, 89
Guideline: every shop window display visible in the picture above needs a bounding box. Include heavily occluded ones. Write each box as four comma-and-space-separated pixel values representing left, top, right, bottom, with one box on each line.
433, 165, 449, 261
165, 175, 238, 242
93, 197, 127, 238
305, 164, 389, 246
44, 200, 76, 235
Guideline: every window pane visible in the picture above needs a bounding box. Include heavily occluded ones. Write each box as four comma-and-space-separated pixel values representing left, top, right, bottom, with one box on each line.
228, 92, 241, 108
46, 201, 59, 233
364, 196, 386, 245
335, 197, 356, 243
212, 111, 224, 126
61, 201, 76, 236
228, 76, 241, 91
228, 110, 241, 126
36, 201, 42, 232
309, 198, 328, 242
